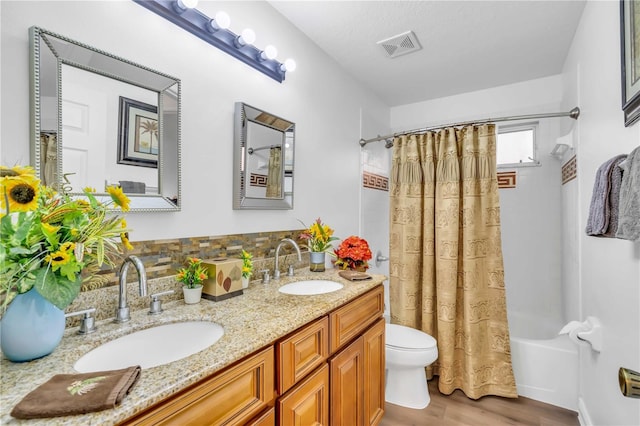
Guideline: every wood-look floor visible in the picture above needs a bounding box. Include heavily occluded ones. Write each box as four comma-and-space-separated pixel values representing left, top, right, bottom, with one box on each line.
380, 379, 579, 426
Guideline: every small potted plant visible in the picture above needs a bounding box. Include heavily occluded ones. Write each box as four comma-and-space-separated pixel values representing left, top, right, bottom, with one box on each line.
299, 218, 339, 272
240, 250, 253, 289
334, 236, 372, 272
176, 257, 208, 304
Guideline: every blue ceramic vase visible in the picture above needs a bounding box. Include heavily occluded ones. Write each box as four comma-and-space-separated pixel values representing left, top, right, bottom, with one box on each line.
0, 287, 66, 362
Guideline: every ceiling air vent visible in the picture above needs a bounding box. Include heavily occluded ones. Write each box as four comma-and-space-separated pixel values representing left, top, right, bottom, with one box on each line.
377, 30, 422, 59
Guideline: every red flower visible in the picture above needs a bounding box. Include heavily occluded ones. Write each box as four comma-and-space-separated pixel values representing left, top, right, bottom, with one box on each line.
333, 236, 372, 270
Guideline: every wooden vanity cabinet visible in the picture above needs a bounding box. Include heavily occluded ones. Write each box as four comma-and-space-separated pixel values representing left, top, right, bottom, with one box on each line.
278, 285, 385, 426
121, 346, 275, 426
121, 285, 384, 426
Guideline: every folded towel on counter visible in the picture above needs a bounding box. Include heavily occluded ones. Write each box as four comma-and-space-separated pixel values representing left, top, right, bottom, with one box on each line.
585, 154, 628, 236
338, 270, 372, 281
604, 155, 628, 237
616, 146, 640, 241
11, 366, 141, 419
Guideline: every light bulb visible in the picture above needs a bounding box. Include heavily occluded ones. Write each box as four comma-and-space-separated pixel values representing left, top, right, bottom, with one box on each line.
215, 11, 230, 29
240, 28, 256, 45
175, 0, 197, 12
260, 45, 278, 61
281, 58, 297, 72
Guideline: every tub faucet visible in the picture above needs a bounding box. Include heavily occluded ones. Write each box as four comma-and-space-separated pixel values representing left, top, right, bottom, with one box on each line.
274, 238, 302, 280
115, 255, 148, 323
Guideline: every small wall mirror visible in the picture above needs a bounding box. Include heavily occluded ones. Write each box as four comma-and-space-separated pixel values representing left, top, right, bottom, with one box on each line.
233, 102, 295, 209
30, 27, 181, 212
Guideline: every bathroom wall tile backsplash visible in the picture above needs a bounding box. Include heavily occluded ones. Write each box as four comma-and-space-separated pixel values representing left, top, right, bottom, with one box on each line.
84, 229, 306, 292
562, 155, 577, 185
363, 171, 389, 191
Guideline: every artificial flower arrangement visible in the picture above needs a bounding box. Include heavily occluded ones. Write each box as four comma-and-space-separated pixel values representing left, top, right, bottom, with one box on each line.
333, 236, 373, 271
299, 217, 339, 253
0, 165, 132, 313
240, 250, 253, 279
176, 257, 209, 289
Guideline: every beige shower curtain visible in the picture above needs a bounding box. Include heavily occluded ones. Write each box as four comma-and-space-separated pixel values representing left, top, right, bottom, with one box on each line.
389, 124, 517, 399
266, 146, 282, 198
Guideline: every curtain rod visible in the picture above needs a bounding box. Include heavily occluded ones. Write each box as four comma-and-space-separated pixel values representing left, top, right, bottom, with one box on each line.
359, 107, 580, 147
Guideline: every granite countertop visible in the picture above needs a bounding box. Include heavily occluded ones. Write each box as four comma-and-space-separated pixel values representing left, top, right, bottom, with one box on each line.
0, 269, 385, 425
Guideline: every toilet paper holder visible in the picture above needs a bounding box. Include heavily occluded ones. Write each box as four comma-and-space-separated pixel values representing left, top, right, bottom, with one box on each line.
559, 316, 602, 352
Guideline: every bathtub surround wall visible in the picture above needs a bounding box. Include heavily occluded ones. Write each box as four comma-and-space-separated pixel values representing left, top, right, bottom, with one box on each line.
561, 2, 640, 425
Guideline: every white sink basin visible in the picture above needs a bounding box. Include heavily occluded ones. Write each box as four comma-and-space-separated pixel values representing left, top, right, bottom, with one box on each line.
74, 321, 224, 372
278, 280, 344, 295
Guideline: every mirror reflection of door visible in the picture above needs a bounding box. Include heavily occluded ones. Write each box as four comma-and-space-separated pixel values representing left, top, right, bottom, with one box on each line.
62, 77, 107, 192
60, 65, 159, 194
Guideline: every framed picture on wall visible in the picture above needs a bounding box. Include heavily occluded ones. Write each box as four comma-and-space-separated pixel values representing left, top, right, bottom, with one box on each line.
621, 0, 640, 126
117, 96, 159, 168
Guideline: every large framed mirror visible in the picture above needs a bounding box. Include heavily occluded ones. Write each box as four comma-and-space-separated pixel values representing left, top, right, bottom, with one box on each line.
233, 102, 295, 209
29, 27, 181, 212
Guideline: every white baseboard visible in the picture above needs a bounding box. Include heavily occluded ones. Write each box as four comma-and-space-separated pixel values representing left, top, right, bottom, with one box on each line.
578, 397, 593, 426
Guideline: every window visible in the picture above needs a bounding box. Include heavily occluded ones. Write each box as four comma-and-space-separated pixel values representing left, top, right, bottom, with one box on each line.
496, 123, 538, 168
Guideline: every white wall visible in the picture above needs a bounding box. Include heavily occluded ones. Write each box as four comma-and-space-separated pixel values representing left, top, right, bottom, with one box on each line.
391, 75, 567, 326
0, 0, 388, 242
561, 2, 640, 425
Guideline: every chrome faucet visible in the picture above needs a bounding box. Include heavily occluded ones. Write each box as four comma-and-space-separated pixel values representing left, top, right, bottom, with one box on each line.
115, 255, 148, 323
274, 238, 302, 279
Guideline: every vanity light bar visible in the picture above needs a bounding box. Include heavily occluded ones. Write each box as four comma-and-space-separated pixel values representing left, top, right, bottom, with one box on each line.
132, 0, 287, 83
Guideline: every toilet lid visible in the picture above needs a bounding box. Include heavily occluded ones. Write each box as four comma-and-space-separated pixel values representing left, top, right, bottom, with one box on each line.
386, 323, 437, 350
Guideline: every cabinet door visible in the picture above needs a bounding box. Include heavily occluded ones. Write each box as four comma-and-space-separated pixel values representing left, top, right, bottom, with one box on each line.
277, 316, 329, 394
363, 318, 385, 426
329, 337, 364, 426
278, 364, 329, 426
123, 347, 274, 426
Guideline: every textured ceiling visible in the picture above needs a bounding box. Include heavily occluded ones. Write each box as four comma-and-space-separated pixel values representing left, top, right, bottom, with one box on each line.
269, 1, 586, 106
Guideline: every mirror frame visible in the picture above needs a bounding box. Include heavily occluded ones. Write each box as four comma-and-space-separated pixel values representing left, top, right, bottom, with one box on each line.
233, 102, 295, 210
29, 26, 182, 212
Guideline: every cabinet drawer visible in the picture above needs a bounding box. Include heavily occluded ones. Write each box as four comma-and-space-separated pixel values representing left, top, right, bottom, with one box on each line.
277, 316, 328, 394
278, 363, 329, 426
122, 346, 275, 426
329, 285, 384, 353
247, 407, 275, 426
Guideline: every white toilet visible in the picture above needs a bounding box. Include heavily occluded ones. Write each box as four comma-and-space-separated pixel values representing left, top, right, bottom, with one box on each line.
385, 322, 438, 409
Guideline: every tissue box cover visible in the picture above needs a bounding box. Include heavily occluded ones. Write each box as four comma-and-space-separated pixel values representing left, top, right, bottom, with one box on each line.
201, 258, 243, 301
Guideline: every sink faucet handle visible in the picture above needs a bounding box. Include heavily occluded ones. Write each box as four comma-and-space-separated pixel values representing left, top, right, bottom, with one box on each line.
65, 307, 97, 334
148, 290, 175, 315
258, 269, 271, 284
287, 265, 295, 277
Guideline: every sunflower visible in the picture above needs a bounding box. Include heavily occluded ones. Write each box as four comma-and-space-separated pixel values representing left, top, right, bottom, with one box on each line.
60, 241, 76, 252
106, 186, 130, 212
45, 249, 71, 267
0, 174, 41, 214
0, 165, 36, 178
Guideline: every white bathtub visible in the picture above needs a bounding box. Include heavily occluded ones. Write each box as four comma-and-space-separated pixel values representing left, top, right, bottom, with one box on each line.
508, 311, 578, 411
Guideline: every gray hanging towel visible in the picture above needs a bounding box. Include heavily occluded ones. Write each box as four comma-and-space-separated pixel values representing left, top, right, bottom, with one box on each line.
604, 155, 628, 237
616, 146, 640, 241
585, 154, 628, 236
